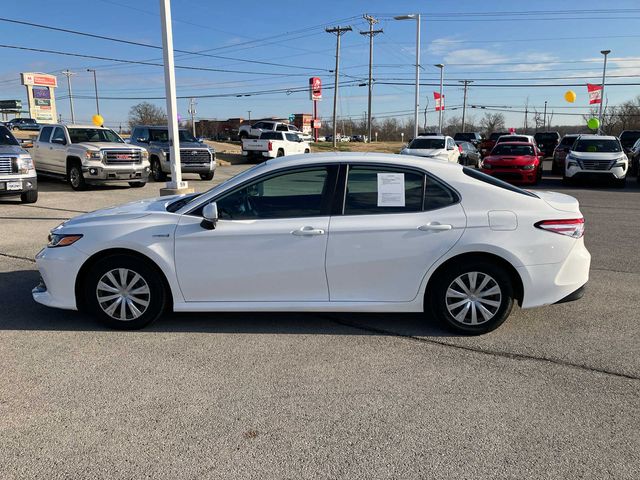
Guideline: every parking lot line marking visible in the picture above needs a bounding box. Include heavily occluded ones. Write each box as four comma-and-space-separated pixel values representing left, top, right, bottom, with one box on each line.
322, 314, 640, 381
21, 205, 89, 214
0, 252, 36, 263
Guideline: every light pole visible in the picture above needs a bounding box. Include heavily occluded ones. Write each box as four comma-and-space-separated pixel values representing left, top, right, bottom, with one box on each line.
394, 14, 420, 139
435, 64, 444, 133
543, 100, 548, 131
598, 49, 611, 135
86, 69, 100, 115
159, 0, 191, 195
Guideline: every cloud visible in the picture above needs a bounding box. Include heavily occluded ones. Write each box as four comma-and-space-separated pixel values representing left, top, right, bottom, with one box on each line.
427, 37, 464, 56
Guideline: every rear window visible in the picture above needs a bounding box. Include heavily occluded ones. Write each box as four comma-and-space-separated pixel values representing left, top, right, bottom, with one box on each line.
0, 126, 19, 146
573, 139, 621, 153
463, 167, 539, 198
408, 138, 445, 149
491, 144, 535, 156
559, 136, 578, 146
535, 132, 560, 141
489, 132, 508, 141
260, 131, 282, 140
454, 133, 475, 141
498, 136, 529, 143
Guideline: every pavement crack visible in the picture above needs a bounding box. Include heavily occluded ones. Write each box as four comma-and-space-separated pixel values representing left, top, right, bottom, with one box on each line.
591, 267, 639, 275
324, 315, 640, 381
0, 252, 36, 263
0, 216, 70, 221
21, 204, 89, 214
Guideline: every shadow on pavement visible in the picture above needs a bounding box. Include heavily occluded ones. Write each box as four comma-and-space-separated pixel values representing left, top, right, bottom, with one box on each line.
0, 269, 452, 337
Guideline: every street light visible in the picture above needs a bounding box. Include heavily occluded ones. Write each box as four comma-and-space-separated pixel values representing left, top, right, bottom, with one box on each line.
86, 69, 100, 115
394, 14, 421, 139
598, 49, 611, 135
434, 63, 444, 133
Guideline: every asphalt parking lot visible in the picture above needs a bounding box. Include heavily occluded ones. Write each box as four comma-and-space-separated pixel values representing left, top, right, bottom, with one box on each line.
1, 161, 639, 479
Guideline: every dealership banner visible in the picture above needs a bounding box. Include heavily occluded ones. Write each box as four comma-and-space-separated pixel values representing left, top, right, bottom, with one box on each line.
587, 84, 602, 105
434, 92, 445, 111
309, 77, 322, 101
20, 72, 58, 123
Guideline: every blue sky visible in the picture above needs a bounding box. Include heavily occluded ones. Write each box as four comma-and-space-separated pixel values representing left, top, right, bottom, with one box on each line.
1, 0, 639, 129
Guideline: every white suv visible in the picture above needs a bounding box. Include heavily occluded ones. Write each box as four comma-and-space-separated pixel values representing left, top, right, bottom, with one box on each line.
563, 135, 628, 188
400, 135, 460, 163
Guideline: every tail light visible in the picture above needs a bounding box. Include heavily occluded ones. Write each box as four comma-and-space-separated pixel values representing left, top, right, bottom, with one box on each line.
458, 145, 463, 154
535, 218, 584, 238
268, 141, 273, 151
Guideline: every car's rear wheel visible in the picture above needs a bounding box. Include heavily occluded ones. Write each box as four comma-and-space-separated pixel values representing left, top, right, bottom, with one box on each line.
150, 157, 167, 182
428, 260, 515, 335
128, 181, 146, 188
83, 254, 167, 330
199, 172, 214, 181
277, 149, 285, 157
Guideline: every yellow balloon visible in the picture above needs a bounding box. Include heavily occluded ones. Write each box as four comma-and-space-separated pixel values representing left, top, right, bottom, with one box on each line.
92, 114, 104, 126
564, 90, 576, 103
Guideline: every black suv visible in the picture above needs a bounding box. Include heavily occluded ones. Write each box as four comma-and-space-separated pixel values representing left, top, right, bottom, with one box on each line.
534, 131, 561, 158
621, 131, 640, 176
6, 118, 40, 131
453, 132, 483, 146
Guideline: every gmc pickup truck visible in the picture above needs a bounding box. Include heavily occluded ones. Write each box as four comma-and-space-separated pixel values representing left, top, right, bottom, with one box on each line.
242, 131, 310, 159
32, 124, 149, 191
129, 125, 216, 181
0, 124, 38, 203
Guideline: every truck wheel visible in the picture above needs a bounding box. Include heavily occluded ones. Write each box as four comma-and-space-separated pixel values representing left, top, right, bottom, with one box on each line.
304, 149, 310, 154
68, 162, 87, 191
199, 172, 214, 181
128, 182, 146, 188
277, 149, 285, 157
20, 190, 38, 203
150, 158, 167, 182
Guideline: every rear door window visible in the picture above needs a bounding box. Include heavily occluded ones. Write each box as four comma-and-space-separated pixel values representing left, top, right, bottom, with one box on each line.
51, 127, 66, 144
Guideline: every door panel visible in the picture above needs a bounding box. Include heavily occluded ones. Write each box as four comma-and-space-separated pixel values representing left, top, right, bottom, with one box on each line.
174, 216, 330, 302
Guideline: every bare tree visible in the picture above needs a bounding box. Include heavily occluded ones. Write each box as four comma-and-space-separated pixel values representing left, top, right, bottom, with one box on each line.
480, 113, 506, 136
128, 102, 167, 128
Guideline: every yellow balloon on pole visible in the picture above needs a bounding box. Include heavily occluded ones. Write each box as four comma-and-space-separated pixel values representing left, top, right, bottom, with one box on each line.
564, 90, 576, 103
92, 114, 104, 126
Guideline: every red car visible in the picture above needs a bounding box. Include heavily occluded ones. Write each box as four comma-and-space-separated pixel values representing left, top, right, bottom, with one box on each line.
480, 142, 543, 185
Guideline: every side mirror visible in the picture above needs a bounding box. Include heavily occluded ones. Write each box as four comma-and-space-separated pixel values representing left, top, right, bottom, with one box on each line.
51, 138, 66, 145
201, 202, 219, 230
197, 137, 204, 143
137, 137, 148, 143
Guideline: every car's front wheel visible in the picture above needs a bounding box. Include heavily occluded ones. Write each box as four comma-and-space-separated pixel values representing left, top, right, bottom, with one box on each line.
150, 158, 167, 182
83, 254, 168, 329
428, 260, 515, 335
199, 172, 214, 181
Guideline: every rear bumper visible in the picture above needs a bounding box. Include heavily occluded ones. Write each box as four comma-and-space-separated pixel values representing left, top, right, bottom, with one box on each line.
554, 284, 586, 304
518, 238, 591, 309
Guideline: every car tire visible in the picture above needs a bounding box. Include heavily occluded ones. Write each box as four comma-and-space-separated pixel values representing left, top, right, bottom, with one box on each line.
304, 149, 310, 154
551, 161, 561, 175
428, 260, 515, 335
83, 254, 167, 330
150, 158, 167, 182
277, 149, 285, 157
68, 162, 87, 191
20, 189, 38, 203
630, 158, 639, 177
128, 181, 146, 188
613, 177, 626, 189
562, 174, 573, 186
199, 172, 214, 181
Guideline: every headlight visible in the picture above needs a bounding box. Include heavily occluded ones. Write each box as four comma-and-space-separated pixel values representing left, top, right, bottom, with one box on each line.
48, 233, 83, 248
85, 150, 102, 160
15, 156, 35, 174
141, 149, 149, 160
521, 164, 536, 170
614, 156, 627, 168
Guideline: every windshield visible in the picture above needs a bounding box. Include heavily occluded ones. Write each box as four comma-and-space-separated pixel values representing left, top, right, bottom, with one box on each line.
491, 144, 535, 156
573, 139, 622, 153
0, 126, 19, 146
560, 136, 578, 146
408, 138, 445, 149
535, 133, 559, 141
148, 129, 197, 143
454, 133, 475, 141
498, 136, 529, 143
68, 128, 123, 144
620, 131, 640, 147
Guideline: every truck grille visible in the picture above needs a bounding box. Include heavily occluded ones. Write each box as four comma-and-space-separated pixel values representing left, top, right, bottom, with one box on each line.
579, 159, 614, 171
167, 149, 211, 164
0, 157, 16, 174
103, 149, 142, 164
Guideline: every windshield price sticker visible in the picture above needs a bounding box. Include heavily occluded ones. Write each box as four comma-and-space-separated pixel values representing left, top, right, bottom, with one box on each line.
377, 173, 405, 207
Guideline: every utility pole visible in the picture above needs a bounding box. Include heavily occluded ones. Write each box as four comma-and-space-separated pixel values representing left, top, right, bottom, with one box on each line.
61, 70, 76, 123
360, 14, 382, 143
326, 25, 352, 148
543, 100, 548, 131
459, 80, 473, 133
188, 97, 197, 137
247, 110, 251, 122
86, 69, 100, 115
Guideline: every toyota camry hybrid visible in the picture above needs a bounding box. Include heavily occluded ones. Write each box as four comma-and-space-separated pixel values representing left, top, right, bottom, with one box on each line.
32, 153, 591, 335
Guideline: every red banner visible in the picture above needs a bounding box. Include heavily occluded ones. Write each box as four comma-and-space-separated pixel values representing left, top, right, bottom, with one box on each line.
587, 83, 602, 104
309, 77, 322, 101
434, 91, 445, 111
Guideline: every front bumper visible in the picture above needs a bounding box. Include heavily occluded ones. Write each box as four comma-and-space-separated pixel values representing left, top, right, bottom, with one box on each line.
32, 245, 88, 310
565, 162, 627, 180
518, 238, 591, 309
0, 175, 37, 196
83, 164, 150, 182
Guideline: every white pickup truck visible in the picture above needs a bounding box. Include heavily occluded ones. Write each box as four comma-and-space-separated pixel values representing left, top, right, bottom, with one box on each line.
32, 124, 149, 191
242, 131, 310, 159
238, 120, 300, 139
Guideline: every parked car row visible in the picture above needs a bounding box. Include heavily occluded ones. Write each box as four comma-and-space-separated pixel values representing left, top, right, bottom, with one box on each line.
242, 131, 310, 159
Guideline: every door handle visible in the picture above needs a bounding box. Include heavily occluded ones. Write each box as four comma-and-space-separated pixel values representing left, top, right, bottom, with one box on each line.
418, 223, 452, 232
292, 226, 325, 236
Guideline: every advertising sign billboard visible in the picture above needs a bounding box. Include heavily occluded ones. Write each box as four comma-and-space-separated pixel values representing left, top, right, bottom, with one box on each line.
309, 77, 322, 101
21, 73, 58, 123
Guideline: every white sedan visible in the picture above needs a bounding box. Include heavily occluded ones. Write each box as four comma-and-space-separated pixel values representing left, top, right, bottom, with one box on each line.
33, 152, 590, 334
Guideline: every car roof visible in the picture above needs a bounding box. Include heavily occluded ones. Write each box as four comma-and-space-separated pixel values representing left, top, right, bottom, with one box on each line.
576, 134, 618, 140
494, 141, 534, 145
47, 124, 111, 129
414, 135, 447, 139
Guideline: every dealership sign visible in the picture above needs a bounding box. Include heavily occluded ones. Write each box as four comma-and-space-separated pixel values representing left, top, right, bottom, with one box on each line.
20, 72, 58, 123
309, 77, 322, 101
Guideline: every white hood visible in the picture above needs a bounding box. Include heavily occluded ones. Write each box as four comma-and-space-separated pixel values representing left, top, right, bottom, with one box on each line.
401, 148, 448, 158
